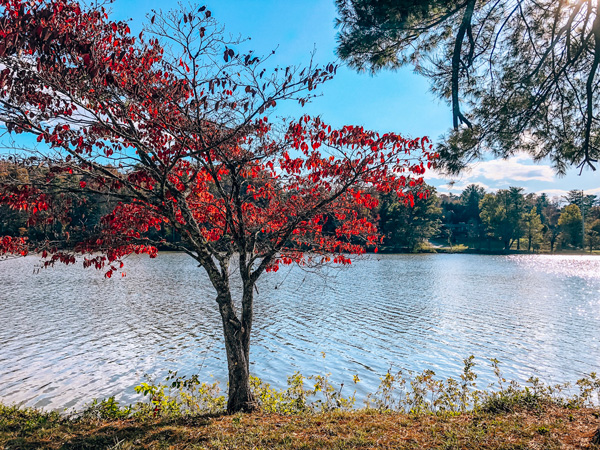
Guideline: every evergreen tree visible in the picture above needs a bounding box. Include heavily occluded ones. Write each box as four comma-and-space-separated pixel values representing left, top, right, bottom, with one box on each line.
586, 219, 600, 252
459, 184, 486, 222
564, 190, 597, 228
336, 0, 600, 174
542, 200, 562, 252
522, 208, 543, 251
535, 193, 550, 223
508, 187, 525, 250
559, 204, 584, 248
379, 185, 441, 252
479, 192, 510, 250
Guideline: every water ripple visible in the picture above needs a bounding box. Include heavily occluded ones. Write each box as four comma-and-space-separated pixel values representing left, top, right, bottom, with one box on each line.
1, 253, 599, 410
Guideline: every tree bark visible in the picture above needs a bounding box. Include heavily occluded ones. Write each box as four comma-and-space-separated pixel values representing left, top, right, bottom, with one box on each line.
582, 0, 600, 168
451, 0, 477, 129
216, 291, 258, 413
241, 285, 254, 367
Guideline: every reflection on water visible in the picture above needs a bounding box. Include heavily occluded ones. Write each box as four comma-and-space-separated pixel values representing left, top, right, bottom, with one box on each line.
1, 253, 599, 410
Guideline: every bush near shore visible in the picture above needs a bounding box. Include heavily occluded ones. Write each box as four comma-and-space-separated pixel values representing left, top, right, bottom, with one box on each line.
2, 358, 600, 449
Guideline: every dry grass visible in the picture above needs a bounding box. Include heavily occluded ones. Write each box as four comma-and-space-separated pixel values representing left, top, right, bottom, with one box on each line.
2, 404, 599, 449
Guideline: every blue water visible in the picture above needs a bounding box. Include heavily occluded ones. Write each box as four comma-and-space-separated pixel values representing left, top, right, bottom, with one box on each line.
0, 253, 599, 410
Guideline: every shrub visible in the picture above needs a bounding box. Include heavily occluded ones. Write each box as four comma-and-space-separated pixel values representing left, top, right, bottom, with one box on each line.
76, 358, 600, 419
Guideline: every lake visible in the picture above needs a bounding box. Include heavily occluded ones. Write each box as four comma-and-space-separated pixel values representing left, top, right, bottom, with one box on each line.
1, 253, 599, 410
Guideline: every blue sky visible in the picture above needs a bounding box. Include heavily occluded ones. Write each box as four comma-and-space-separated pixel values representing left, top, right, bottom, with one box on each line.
40, 1, 600, 197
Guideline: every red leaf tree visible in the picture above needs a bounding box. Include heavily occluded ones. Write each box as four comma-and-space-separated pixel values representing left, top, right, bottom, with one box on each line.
0, 0, 436, 412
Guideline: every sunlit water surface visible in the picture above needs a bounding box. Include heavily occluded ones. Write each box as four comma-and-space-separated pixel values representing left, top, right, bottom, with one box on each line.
1, 253, 599, 410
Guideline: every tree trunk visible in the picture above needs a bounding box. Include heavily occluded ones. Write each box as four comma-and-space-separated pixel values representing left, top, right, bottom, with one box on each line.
216, 292, 258, 413
451, 0, 476, 129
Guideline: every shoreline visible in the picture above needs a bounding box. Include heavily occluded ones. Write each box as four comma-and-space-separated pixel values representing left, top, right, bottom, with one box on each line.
375, 248, 600, 255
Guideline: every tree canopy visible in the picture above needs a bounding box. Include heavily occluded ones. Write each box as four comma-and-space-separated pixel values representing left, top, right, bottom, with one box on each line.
479, 188, 524, 250
336, 0, 600, 175
379, 184, 441, 252
559, 204, 584, 247
0, 0, 434, 412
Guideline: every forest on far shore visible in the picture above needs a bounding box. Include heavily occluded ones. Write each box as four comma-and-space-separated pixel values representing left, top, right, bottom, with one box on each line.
1, 163, 598, 254
390, 185, 600, 254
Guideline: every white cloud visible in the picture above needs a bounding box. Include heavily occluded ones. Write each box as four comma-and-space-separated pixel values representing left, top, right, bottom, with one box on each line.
585, 187, 600, 196
466, 154, 555, 182
426, 153, 600, 196
534, 188, 568, 197
438, 181, 491, 194
425, 169, 451, 181
426, 153, 556, 185
535, 187, 600, 198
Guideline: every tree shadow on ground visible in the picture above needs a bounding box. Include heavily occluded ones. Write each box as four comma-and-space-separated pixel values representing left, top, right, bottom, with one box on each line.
61, 417, 214, 450
3, 416, 215, 450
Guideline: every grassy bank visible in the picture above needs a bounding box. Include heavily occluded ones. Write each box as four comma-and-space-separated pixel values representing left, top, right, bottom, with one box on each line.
2, 403, 600, 449
2, 359, 600, 449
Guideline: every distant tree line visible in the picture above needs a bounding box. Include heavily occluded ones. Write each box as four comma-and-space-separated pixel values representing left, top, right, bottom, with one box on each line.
434, 186, 600, 253
2, 162, 598, 254
0, 162, 180, 251
375, 183, 600, 253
